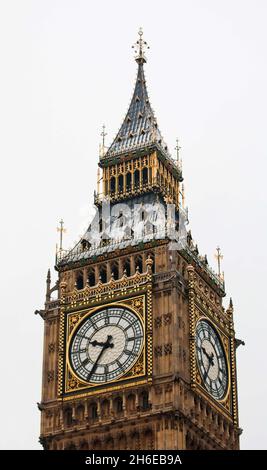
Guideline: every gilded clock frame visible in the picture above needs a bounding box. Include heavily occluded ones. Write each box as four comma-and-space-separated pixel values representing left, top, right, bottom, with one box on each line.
57, 267, 153, 401
187, 265, 238, 424
195, 315, 231, 404
66, 298, 146, 390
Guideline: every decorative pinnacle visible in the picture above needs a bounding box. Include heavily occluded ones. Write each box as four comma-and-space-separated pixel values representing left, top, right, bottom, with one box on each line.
57, 219, 66, 251
46, 268, 51, 283
215, 246, 223, 278
99, 124, 107, 158
175, 138, 181, 161
132, 27, 149, 64
227, 297, 234, 316
101, 124, 107, 148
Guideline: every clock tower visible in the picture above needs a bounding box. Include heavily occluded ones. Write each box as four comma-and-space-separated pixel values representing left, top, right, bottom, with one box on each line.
37, 30, 241, 450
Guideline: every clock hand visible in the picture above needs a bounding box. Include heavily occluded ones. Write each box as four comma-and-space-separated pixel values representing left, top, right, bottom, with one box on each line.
209, 351, 215, 366
203, 361, 212, 382
90, 339, 114, 348
87, 335, 114, 380
202, 346, 210, 360
202, 346, 215, 366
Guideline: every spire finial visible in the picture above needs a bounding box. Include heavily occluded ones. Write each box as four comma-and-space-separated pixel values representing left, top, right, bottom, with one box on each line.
57, 219, 66, 252
175, 138, 181, 162
132, 27, 149, 64
101, 124, 107, 148
100, 124, 107, 158
215, 246, 223, 278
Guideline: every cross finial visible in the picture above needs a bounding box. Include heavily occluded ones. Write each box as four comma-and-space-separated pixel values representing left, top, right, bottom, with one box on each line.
100, 124, 107, 157
214, 246, 223, 277
57, 219, 66, 251
132, 27, 149, 64
101, 124, 107, 147
175, 138, 181, 162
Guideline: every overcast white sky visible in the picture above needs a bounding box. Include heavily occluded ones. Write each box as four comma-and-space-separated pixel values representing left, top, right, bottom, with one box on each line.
0, 0, 266, 450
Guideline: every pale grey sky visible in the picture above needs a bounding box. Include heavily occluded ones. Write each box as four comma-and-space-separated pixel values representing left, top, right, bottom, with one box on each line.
0, 0, 266, 449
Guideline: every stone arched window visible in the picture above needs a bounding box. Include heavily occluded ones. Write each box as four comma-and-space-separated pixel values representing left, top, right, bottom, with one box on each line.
147, 253, 155, 273
135, 254, 143, 273
140, 390, 149, 410
126, 172, 132, 191
126, 393, 136, 413
118, 174, 123, 192
88, 268, 96, 286
88, 402, 98, 421
114, 396, 123, 414
123, 258, 131, 277
101, 399, 110, 418
134, 169, 140, 188
142, 167, 148, 185
64, 408, 72, 427
110, 176, 116, 194
76, 404, 85, 422
111, 261, 119, 280
99, 264, 107, 283
76, 271, 84, 290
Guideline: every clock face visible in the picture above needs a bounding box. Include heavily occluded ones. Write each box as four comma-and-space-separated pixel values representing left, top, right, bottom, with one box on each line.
69, 307, 144, 384
196, 320, 228, 400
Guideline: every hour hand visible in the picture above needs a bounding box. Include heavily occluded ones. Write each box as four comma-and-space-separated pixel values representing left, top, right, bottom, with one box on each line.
202, 346, 214, 366
90, 339, 107, 347
90, 336, 114, 349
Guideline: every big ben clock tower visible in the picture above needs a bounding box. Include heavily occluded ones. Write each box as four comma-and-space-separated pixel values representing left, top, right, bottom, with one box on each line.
37, 30, 241, 450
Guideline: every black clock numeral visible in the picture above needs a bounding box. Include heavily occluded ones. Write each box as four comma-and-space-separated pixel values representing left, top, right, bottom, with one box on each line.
104, 365, 108, 380
71, 348, 87, 355
116, 359, 125, 371
116, 309, 125, 325
125, 319, 138, 330
124, 349, 138, 356
81, 358, 90, 367
127, 335, 142, 342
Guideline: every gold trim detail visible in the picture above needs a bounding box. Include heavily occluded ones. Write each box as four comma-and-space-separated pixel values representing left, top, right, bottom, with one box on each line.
65, 298, 146, 392
57, 265, 153, 400
188, 265, 237, 421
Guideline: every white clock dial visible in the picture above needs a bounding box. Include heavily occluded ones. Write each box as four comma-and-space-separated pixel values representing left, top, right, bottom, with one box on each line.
196, 320, 228, 400
69, 307, 144, 384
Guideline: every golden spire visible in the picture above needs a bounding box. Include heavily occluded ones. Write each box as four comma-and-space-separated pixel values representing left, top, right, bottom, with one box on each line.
215, 246, 223, 278
57, 219, 66, 251
132, 27, 149, 64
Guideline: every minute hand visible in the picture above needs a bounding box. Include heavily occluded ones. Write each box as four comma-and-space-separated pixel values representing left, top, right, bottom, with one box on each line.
202, 346, 214, 366
87, 336, 113, 380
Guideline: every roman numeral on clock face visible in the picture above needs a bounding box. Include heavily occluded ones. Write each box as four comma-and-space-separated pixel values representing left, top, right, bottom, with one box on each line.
124, 349, 138, 356
81, 358, 90, 367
